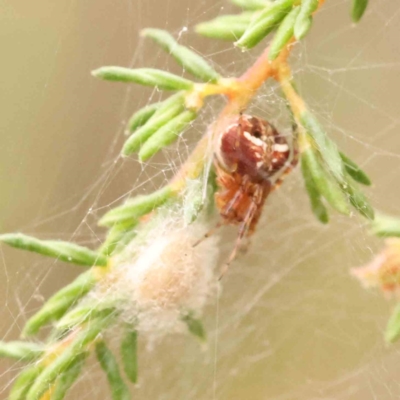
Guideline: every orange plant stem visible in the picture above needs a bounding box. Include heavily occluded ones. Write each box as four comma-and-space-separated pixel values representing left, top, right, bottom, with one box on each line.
171, 41, 293, 191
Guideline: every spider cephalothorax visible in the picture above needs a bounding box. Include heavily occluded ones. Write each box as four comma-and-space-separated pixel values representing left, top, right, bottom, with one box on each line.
212, 114, 296, 274
215, 114, 290, 184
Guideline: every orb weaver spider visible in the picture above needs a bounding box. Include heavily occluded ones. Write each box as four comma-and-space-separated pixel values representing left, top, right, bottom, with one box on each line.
195, 114, 298, 278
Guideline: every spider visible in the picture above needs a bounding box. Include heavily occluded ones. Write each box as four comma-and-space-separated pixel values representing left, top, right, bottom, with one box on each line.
196, 114, 297, 277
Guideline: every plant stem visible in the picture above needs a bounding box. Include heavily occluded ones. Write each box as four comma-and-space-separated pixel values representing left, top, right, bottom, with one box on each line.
171, 41, 294, 192
276, 62, 306, 117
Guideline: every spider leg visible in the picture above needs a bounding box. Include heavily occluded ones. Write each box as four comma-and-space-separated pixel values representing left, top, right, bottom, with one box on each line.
193, 178, 248, 248
192, 222, 223, 248
219, 185, 263, 280
220, 174, 250, 219
192, 183, 248, 248
271, 150, 299, 193
271, 175, 285, 192
238, 236, 251, 255
271, 168, 291, 192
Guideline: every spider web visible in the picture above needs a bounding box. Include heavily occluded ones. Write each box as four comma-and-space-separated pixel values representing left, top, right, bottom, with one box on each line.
1, 0, 400, 399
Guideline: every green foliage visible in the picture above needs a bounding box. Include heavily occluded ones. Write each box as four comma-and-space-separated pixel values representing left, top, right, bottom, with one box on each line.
99, 219, 139, 257
126, 102, 161, 134
351, 0, 369, 22
230, 0, 271, 10
195, 13, 254, 41
300, 143, 374, 222
294, 0, 318, 40
138, 110, 197, 161
235, 0, 295, 49
340, 152, 371, 186
122, 92, 185, 155
141, 28, 220, 83
56, 302, 116, 331
92, 67, 194, 91
51, 353, 87, 400
26, 317, 112, 400
300, 111, 344, 184
386, 303, 400, 343
343, 178, 374, 220
95, 341, 131, 400
197, 0, 367, 47
182, 313, 207, 341
121, 328, 138, 384
370, 213, 400, 238
99, 186, 174, 227
269, 6, 300, 60
183, 178, 208, 225
22, 271, 96, 336
9, 366, 44, 400
301, 153, 329, 224
301, 147, 350, 216
0, 341, 44, 362
0, 233, 108, 267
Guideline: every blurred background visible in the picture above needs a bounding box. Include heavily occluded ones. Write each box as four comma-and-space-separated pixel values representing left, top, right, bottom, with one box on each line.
1, 0, 400, 399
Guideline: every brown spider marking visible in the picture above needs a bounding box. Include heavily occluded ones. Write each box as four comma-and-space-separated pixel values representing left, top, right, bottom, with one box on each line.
196, 114, 297, 279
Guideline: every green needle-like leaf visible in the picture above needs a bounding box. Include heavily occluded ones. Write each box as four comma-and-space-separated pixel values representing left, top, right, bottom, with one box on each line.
92, 67, 194, 91
123, 104, 183, 156
341, 177, 374, 220
301, 153, 329, 223
231, 0, 271, 10
56, 303, 116, 331
22, 270, 96, 336
126, 102, 161, 134
269, 6, 300, 61
386, 303, 400, 343
52, 353, 87, 400
138, 110, 197, 161
96, 341, 131, 400
99, 219, 139, 257
99, 186, 174, 227
26, 317, 112, 400
300, 111, 344, 184
183, 178, 207, 225
195, 19, 250, 41
235, 0, 294, 50
121, 328, 138, 384
340, 152, 371, 186
295, 16, 312, 40
0, 341, 44, 362
371, 213, 400, 238
108, 230, 138, 257
182, 313, 206, 341
141, 28, 220, 83
0, 233, 108, 267
351, 0, 368, 22
195, 13, 254, 41
122, 92, 185, 155
9, 365, 44, 400
294, 0, 318, 40
301, 148, 350, 216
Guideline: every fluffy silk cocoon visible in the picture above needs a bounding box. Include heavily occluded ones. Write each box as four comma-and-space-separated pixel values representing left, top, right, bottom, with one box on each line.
109, 220, 220, 336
